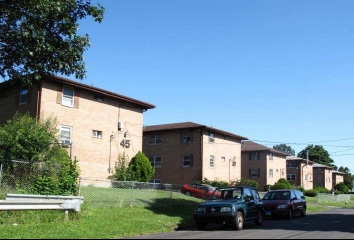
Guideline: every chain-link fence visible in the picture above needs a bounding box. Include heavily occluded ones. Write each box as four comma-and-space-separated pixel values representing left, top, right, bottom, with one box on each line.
77, 178, 199, 208
317, 193, 351, 203
0, 159, 201, 208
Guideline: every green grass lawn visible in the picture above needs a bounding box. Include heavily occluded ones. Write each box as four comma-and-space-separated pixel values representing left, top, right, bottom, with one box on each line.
0, 188, 353, 239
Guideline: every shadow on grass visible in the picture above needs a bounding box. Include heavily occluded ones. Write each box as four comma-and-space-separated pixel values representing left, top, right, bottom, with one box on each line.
135, 197, 201, 230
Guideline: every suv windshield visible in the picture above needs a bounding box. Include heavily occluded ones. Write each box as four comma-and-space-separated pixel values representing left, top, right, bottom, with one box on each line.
209, 187, 242, 201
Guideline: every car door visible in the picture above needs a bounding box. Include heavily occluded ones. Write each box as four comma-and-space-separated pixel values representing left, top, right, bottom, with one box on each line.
290, 190, 299, 213
294, 190, 305, 212
243, 188, 257, 219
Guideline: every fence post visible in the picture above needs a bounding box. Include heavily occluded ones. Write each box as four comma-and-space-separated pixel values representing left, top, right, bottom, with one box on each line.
130, 181, 134, 208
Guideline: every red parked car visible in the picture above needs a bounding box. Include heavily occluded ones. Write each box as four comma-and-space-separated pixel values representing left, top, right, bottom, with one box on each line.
180, 184, 215, 199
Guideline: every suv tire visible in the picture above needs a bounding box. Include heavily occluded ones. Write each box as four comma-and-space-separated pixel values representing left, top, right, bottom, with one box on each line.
235, 211, 244, 230
254, 210, 263, 226
287, 209, 293, 219
301, 208, 306, 217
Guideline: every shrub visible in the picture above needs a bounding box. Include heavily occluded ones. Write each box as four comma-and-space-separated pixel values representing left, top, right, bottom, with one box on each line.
270, 183, 289, 190
128, 151, 154, 182
236, 178, 258, 189
304, 189, 317, 197
334, 182, 349, 194
263, 184, 272, 191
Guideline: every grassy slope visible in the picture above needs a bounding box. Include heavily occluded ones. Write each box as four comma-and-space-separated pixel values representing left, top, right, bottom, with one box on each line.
0, 191, 352, 239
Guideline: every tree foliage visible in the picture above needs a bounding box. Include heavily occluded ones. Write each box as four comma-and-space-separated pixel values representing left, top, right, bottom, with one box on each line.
0, 112, 57, 161
0, 113, 79, 195
297, 144, 335, 168
273, 144, 295, 156
128, 151, 154, 182
0, 0, 104, 88
110, 151, 155, 182
338, 166, 353, 190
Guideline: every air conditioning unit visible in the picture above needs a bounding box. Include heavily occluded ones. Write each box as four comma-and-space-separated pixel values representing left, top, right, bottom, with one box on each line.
62, 140, 71, 145
118, 121, 124, 131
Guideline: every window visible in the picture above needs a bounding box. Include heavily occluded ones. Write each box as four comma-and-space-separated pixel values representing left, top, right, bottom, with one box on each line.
149, 179, 161, 188
269, 169, 273, 178
287, 161, 297, 168
250, 168, 259, 178
269, 152, 273, 160
183, 155, 193, 167
59, 125, 72, 144
287, 174, 296, 181
221, 156, 225, 162
149, 134, 162, 145
92, 130, 102, 138
249, 151, 259, 160
210, 155, 214, 168
62, 87, 74, 107
182, 131, 191, 143
304, 174, 308, 181
318, 177, 322, 182
94, 94, 104, 102
209, 132, 215, 143
19, 86, 28, 104
149, 156, 162, 168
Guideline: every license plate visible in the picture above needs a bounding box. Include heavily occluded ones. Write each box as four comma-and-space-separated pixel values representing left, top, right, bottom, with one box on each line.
265, 211, 271, 216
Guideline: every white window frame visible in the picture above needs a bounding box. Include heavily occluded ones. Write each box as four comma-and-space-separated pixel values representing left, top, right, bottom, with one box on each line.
287, 161, 297, 168
287, 174, 296, 181
183, 155, 192, 167
19, 86, 28, 104
62, 87, 74, 107
92, 130, 102, 138
149, 134, 162, 145
269, 152, 273, 160
251, 169, 258, 178
250, 151, 259, 160
149, 156, 162, 168
269, 169, 273, 178
209, 155, 215, 168
209, 132, 215, 143
59, 125, 72, 144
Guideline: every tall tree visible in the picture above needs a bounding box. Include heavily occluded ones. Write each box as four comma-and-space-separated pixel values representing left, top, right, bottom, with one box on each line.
0, 0, 104, 90
273, 144, 295, 156
338, 166, 353, 190
297, 144, 335, 168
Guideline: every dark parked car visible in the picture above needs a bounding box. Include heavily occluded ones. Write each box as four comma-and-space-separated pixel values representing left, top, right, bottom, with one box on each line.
193, 186, 264, 230
261, 189, 306, 219
181, 184, 215, 199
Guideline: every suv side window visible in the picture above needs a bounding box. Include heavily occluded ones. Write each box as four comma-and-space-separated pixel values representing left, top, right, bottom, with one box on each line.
294, 190, 303, 199
243, 188, 253, 200
250, 188, 260, 202
290, 190, 297, 200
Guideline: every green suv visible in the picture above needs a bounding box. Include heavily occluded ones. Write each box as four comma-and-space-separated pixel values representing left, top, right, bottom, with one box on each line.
193, 186, 264, 230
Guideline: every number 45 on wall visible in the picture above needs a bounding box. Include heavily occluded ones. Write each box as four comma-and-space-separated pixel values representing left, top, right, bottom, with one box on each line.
120, 139, 130, 148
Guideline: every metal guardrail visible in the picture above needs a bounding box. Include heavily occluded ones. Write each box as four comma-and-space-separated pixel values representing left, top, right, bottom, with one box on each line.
1, 194, 84, 212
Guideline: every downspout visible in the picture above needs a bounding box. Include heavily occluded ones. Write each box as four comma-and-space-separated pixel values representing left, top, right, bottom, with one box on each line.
35, 82, 42, 118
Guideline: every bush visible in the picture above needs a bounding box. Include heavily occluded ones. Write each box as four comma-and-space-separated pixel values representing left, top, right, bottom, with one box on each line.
270, 183, 289, 190
304, 189, 317, 197
263, 184, 272, 191
334, 182, 349, 194
236, 178, 258, 189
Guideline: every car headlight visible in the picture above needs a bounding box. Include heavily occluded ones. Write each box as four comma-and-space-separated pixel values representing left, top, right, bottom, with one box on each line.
277, 205, 287, 209
220, 207, 232, 212
196, 207, 205, 212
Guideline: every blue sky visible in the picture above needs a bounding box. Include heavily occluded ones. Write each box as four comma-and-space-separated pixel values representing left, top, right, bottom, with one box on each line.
68, 0, 354, 172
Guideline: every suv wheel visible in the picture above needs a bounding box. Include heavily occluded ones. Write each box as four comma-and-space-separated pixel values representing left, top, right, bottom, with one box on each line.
235, 211, 244, 230
196, 222, 207, 230
254, 210, 263, 226
301, 207, 306, 217
287, 209, 293, 219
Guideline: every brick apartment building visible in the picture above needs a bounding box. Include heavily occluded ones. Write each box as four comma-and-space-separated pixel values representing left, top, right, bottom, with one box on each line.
0, 76, 155, 179
312, 163, 333, 190
142, 122, 248, 185
241, 141, 289, 190
286, 156, 314, 190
